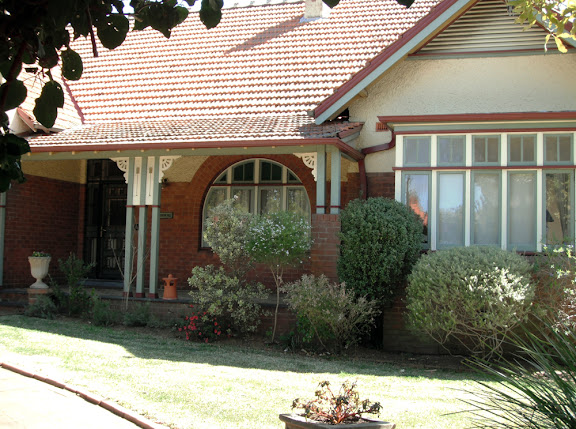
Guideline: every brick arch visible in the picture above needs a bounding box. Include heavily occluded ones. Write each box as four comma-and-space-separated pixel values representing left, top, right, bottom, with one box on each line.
157, 154, 317, 283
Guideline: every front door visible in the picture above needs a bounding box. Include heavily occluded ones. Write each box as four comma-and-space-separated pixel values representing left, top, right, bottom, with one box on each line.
85, 160, 127, 279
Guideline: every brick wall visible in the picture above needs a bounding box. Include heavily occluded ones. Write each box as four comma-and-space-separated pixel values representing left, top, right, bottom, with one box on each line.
366, 172, 395, 199
310, 214, 341, 282
3, 175, 84, 287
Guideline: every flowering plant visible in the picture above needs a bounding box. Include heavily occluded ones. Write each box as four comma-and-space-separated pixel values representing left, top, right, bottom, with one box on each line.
31, 251, 50, 257
179, 305, 231, 343
292, 380, 381, 425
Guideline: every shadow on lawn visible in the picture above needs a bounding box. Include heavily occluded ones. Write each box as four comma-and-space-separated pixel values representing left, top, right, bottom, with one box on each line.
0, 314, 486, 382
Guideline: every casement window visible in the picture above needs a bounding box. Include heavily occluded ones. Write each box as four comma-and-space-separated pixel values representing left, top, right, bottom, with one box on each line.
202, 159, 310, 247
396, 133, 575, 251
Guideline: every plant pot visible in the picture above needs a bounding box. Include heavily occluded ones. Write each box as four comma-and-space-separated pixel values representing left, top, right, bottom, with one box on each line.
28, 256, 51, 289
279, 414, 396, 429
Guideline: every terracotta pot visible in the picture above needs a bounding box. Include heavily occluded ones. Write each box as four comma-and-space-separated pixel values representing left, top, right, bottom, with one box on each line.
28, 256, 51, 289
279, 414, 396, 429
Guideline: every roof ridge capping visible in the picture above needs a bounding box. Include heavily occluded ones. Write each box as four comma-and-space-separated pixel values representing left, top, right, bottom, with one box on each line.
222, 0, 303, 10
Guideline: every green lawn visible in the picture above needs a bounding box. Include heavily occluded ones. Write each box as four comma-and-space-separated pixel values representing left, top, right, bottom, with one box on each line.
0, 315, 485, 429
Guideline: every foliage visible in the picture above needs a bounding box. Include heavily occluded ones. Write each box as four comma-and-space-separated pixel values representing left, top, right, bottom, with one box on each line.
338, 197, 423, 306
30, 251, 50, 257
465, 319, 576, 428
284, 275, 380, 353
406, 246, 535, 358
533, 245, 576, 333
509, 0, 576, 53
292, 380, 382, 425
204, 198, 253, 279
24, 295, 58, 319
91, 296, 119, 326
179, 305, 231, 343
55, 253, 95, 317
188, 265, 267, 336
246, 211, 312, 343
123, 302, 152, 327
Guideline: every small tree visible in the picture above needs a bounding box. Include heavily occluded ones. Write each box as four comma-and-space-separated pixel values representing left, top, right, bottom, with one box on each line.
246, 211, 312, 343
338, 198, 423, 306
204, 198, 253, 280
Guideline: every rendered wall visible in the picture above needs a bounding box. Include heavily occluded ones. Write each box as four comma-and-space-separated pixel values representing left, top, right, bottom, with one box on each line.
350, 53, 576, 174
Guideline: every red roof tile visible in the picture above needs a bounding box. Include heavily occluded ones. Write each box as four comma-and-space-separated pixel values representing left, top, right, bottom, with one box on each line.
25, 0, 441, 147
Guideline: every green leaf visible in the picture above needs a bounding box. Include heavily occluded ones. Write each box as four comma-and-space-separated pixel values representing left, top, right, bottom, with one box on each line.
396, 0, 416, 7
4, 134, 31, 156
322, 0, 340, 7
61, 49, 83, 80
200, 0, 223, 29
0, 79, 27, 111
38, 45, 59, 69
33, 80, 64, 128
96, 14, 129, 49
0, 57, 22, 80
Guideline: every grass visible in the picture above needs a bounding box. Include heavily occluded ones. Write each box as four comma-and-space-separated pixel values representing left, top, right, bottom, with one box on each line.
0, 315, 484, 429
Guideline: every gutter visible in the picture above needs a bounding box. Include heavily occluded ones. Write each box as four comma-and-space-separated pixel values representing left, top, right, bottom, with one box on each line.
358, 133, 396, 199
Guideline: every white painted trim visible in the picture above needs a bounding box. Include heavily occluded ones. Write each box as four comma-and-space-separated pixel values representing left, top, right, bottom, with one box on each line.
501, 169, 508, 249
294, 153, 317, 181
430, 171, 438, 250
465, 134, 472, 167
464, 169, 471, 246
536, 169, 543, 252
330, 148, 341, 214
430, 135, 438, 168
316, 146, 326, 214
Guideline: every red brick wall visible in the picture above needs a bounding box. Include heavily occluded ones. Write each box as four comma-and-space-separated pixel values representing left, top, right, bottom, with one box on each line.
310, 214, 340, 282
3, 176, 84, 287
366, 172, 395, 199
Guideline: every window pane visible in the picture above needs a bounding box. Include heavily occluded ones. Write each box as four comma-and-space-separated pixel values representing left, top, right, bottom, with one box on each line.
545, 135, 572, 163
202, 188, 227, 246
487, 137, 499, 162
260, 188, 282, 214
559, 136, 571, 162
404, 174, 429, 244
473, 173, 500, 245
546, 172, 573, 245
404, 137, 430, 165
231, 188, 253, 213
545, 138, 558, 163
233, 162, 254, 182
215, 171, 228, 184
288, 172, 300, 183
438, 136, 465, 165
287, 188, 310, 217
474, 136, 499, 164
508, 172, 536, 249
438, 173, 464, 247
509, 135, 535, 163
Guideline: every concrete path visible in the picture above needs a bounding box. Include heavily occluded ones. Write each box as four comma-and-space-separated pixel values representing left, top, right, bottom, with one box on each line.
0, 365, 167, 429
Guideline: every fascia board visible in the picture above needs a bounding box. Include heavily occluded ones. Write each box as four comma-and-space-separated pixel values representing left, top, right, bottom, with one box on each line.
314, 0, 478, 125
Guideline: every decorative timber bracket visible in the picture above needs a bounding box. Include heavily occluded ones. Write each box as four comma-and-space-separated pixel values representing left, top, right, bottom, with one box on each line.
294, 152, 317, 181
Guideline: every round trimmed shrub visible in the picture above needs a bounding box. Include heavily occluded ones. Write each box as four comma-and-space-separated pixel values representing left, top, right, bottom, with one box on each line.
337, 197, 423, 305
406, 246, 535, 357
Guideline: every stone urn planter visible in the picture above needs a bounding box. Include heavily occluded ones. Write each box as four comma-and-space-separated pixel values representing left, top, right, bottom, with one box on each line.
279, 414, 396, 429
28, 252, 51, 289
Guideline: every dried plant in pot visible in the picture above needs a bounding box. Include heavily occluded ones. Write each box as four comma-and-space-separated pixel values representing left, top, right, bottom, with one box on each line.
279, 381, 395, 428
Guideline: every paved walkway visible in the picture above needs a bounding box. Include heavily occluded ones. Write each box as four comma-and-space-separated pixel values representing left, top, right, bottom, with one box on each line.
0, 365, 167, 429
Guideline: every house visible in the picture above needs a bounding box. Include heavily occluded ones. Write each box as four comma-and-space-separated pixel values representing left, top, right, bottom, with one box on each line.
1, 0, 575, 330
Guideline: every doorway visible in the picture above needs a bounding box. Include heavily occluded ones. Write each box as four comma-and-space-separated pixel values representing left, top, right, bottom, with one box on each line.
84, 160, 127, 280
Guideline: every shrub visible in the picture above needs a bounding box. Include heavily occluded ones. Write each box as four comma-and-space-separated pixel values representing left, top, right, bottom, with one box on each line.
338, 198, 423, 305
179, 305, 231, 343
91, 297, 119, 327
123, 302, 152, 327
25, 295, 57, 319
291, 380, 381, 425
204, 198, 253, 279
533, 245, 576, 333
465, 319, 576, 428
50, 253, 95, 317
188, 265, 267, 336
406, 246, 535, 357
246, 211, 312, 342
284, 275, 380, 353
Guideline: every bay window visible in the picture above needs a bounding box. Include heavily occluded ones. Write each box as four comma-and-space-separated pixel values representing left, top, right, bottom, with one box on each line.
397, 132, 575, 251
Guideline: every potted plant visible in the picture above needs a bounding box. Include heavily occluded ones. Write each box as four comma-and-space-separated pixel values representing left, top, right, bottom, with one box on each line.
28, 251, 51, 289
279, 380, 395, 428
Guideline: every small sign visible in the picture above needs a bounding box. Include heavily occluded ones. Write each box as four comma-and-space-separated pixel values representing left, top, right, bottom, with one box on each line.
160, 212, 174, 219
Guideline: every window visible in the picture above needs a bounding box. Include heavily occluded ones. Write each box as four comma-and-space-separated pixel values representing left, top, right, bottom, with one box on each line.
202, 159, 310, 246
509, 135, 536, 165
438, 136, 465, 166
473, 135, 500, 165
398, 132, 576, 252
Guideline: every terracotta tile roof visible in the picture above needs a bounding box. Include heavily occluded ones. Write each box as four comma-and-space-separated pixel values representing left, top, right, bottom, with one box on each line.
28, 116, 363, 148
25, 0, 441, 147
